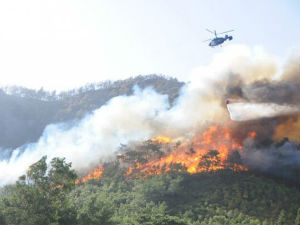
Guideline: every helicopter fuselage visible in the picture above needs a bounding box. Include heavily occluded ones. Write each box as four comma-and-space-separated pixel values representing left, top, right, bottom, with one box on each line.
209, 35, 233, 47
209, 37, 225, 47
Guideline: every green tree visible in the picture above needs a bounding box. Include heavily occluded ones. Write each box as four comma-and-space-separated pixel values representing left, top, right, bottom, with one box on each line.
277, 209, 286, 225
0, 156, 77, 225
76, 194, 114, 225
211, 215, 228, 225
295, 208, 300, 225
48, 157, 77, 191
69, 184, 115, 225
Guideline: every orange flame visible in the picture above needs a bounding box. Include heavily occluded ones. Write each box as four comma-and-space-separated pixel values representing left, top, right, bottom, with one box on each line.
151, 135, 171, 144
127, 125, 251, 178
249, 131, 257, 139
78, 125, 256, 182
76, 163, 103, 184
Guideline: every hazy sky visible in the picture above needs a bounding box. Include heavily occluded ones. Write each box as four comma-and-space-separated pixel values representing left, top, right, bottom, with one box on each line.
0, 0, 299, 91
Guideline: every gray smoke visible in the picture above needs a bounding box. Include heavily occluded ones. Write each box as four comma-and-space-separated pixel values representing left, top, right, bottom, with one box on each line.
223, 53, 300, 106
242, 140, 300, 181
243, 80, 300, 105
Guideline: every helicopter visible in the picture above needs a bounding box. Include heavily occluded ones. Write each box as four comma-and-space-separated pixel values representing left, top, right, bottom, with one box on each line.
203, 29, 234, 47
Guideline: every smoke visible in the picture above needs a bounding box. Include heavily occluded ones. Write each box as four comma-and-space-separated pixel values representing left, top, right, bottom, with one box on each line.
0, 87, 171, 185
242, 140, 300, 181
273, 115, 300, 144
242, 80, 300, 105
0, 44, 299, 185
222, 47, 300, 122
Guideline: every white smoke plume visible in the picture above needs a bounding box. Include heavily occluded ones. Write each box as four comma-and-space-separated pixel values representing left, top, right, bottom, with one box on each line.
0, 45, 298, 186
0, 87, 170, 186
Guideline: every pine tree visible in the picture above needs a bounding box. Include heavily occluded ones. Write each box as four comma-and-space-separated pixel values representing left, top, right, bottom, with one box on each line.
295, 208, 300, 225
277, 209, 286, 225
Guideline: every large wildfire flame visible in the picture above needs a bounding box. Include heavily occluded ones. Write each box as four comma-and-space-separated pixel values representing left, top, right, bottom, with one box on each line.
126, 125, 252, 178
77, 124, 257, 183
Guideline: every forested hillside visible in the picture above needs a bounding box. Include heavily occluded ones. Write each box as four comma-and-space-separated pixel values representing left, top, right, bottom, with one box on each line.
0, 75, 183, 149
0, 74, 299, 225
0, 156, 299, 225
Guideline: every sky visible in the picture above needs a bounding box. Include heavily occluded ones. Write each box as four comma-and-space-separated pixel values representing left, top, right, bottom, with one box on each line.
0, 0, 299, 91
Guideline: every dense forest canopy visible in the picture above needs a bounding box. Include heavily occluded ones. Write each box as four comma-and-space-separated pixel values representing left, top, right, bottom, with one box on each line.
0, 155, 299, 225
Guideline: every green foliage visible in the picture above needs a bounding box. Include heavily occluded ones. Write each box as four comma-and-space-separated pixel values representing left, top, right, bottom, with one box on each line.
115, 200, 186, 225
295, 208, 300, 225
0, 156, 77, 225
48, 157, 77, 191
69, 184, 115, 225
27, 156, 48, 184
0, 158, 299, 225
277, 210, 286, 225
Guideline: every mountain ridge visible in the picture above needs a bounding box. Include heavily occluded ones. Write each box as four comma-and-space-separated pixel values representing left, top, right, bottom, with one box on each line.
0, 75, 184, 149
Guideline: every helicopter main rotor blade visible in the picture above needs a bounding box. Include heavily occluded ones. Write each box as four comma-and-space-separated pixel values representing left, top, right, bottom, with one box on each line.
206, 29, 215, 34
217, 30, 234, 35
203, 39, 212, 42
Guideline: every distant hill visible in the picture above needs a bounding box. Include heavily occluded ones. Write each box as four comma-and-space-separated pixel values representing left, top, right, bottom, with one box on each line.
0, 75, 184, 149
